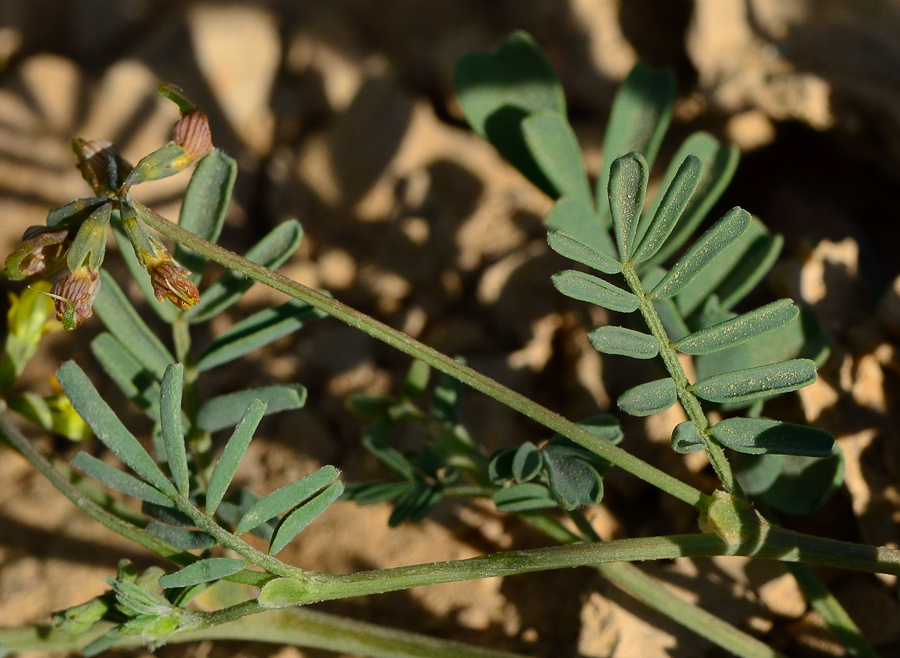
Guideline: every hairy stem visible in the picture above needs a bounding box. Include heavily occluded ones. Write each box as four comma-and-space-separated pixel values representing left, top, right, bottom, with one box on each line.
140, 212, 707, 509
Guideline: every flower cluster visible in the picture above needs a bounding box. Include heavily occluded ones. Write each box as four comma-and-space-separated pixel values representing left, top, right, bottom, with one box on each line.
3, 89, 212, 329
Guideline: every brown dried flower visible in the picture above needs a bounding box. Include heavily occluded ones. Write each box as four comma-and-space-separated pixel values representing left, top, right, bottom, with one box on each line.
4, 226, 71, 279
172, 110, 213, 163
50, 267, 100, 329
148, 258, 200, 310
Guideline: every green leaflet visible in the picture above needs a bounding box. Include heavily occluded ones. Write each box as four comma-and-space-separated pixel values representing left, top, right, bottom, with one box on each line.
758, 449, 845, 515
236, 465, 340, 533
158, 558, 247, 589
269, 480, 345, 554
547, 230, 621, 275
57, 361, 176, 496
455, 31, 565, 138
632, 154, 702, 264
343, 481, 412, 506
675, 299, 799, 355
692, 359, 818, 404
651, 207, 751, 299
551, 270, 639, 313
194, 300, 323, 371
511, 442, 543, 483
455, 31, 565, 197
674, 216, 780, 318
90, 333, 161, 420
542, 449, 604, 510
159, 364, 189, 495
205, 399, 268, 515
596, 63, 675, 225
608, 153, 648, 261
401, 359, 431, 400
671, 421, 706, 454
175, 150, 237, 280
617, 378, 677, 417
92, 271, 175, 380
710, 418, 834, 457
587, 326, 658, 359
185, 220, 304, 323
732, 452, 784, 496
493, 482, 558, 512
544, 197, 622, 256
73, 452, 173, 507
642, 132, 740, 267
196, 384, 306, 433
522, 111, 592, 207
145, 522, 216, 550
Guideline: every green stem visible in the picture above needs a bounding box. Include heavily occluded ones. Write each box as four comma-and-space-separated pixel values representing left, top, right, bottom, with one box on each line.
621, 263, 738, 493
0, 608, 533, 658
786, 562, 880, 658
140, 213, 707, 509
527, 512, 787, 658
173, 496, 310, 582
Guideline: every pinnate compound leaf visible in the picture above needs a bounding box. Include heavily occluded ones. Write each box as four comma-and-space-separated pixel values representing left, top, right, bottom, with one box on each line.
73, 452, 173, 506
545, 198, 617, 257
389, 484, 442, 526
269, 481, 344, 554
58, 361, 176, 496
158, 558, 247, 589
522, 111, 592, 206
195, 300, 323, 371
617, 377, 677, 417
596, 63, 675, 224
552, 270, 639, 313
90, 333, 161, 420
675, 299, 799, 355
608, 153, 648, 261
186, 220, 304, 323
643, 132, 740, 267
671, 421, 707, 454
511, 442, 542, 483
710, 418, 834, 457
197, 384, 306, 433
160, 364, 189, 495
145, 522, 216, 550
493, 483, 557, 512
205, 399, 267, 515
542, 450, 604, 510
651, 207, 751, 299
588, 326, 658, 359
236, 465, 340, 533
632, 154, 702, 263
93, 271, 175, 379
175, 150, 237, 279
547, 230, 621, 275
692, 359, 817, 404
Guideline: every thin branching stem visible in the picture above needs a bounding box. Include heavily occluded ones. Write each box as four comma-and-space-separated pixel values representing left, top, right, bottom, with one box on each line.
139, 212, 709, 510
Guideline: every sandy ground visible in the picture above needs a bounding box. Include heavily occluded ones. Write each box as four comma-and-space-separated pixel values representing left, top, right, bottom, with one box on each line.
3, 2, 900, 656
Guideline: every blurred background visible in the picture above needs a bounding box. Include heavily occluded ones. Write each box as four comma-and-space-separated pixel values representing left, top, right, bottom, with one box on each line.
3, 1, 900, 656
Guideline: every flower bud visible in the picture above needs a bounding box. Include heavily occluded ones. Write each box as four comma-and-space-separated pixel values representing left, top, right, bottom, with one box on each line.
172, 109, 213, 163
50, 267, 100, 330
72, 138, 131, 194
